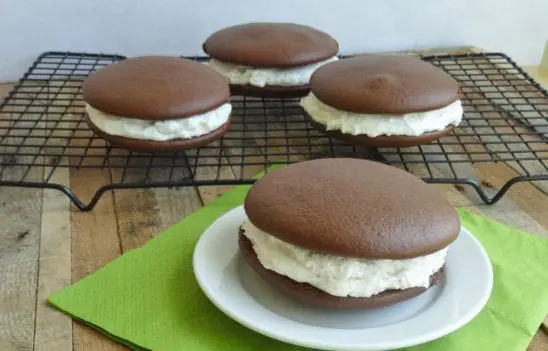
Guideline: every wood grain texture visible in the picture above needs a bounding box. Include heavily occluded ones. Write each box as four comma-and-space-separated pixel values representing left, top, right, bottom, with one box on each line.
0, 82, 44, 351
109, 154, 171, 252
32, 81, 75, 351
0, 181, 42, 351
529, 331, 548, 351
70, 168, 126, 351
152, 162, 203, 230
69, 151, 124, 350
113, 185, 162, 252
194, 141, 239, 205
34, 165, 72, 351
155, 185, 203, 228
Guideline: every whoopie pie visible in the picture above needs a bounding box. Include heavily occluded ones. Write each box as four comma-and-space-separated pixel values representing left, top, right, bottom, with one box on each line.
82, 56, 231, 151
239, 158, 459, 309
203, 22, 339, 97
300, 55, 463, 147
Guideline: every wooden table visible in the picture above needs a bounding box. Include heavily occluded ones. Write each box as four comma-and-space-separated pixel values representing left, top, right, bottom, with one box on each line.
1, 48, 547, 351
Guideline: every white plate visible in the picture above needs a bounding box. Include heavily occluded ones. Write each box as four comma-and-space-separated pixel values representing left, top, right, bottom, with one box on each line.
193, 206, 493, 351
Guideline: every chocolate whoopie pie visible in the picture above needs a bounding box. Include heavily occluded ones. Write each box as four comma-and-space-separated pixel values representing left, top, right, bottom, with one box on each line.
239, 158, 460, 309
82, 56, 231, 151
203, 23, 339, 97
300, 55, 463, 147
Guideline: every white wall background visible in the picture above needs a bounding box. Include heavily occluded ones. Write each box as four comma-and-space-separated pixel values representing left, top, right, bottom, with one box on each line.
0, 0, 547, 82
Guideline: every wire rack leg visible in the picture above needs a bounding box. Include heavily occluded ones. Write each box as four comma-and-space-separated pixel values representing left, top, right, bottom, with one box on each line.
426, 176, 548, 205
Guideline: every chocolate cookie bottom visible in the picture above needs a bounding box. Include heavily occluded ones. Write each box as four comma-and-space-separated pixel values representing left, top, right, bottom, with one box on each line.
239, 231, 444, 310
306, 113, 454, 148
85, 115, 231, 152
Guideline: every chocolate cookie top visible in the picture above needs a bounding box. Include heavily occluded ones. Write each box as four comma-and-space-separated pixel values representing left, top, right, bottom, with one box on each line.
82, 56, 229, 120
244, 158, 459, 259
203, 23, 338, 68
310, 55, 459, 114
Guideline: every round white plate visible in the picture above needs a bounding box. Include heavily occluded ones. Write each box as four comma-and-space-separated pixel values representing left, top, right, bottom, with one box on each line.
193, 206, 493, 351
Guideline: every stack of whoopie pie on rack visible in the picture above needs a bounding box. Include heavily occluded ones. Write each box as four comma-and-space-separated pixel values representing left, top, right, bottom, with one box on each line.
239, 158, 459, 309
83, 56, 231, 151
300, 55, 463, 147
83, 25, 461, 152
204, 22, 339, 97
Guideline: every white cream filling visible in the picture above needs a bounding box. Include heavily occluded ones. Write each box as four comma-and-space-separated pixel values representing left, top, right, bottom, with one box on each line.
300, 93, 463, 138
241, 220, 448, 298
208, 57, 339, 88
85, 103, 231, 141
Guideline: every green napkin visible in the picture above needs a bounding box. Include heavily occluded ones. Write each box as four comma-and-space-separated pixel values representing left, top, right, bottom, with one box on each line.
49, 183, 548, 351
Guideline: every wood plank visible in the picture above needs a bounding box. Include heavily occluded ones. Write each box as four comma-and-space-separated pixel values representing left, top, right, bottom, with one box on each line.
154, 185, 203, 229
528, 330, 548, 351
69, 143, 125, 350
34, 165, 72, 351
108, 150, 200, 250
70, 166, 126, 351
0, 82, 44, 350
150, 155, 203, 229
192, 141, 244, 204
113, 185, 163, 252
474, 163, 548, 236
109, 152, 173, 252
0, 183, 42, 351
31, 80, 74, 351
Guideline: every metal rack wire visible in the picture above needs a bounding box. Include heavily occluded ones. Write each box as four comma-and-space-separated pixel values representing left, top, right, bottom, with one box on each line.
0, 51, 547, 210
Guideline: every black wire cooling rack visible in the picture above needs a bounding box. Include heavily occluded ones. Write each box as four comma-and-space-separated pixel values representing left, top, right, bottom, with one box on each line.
0, 51, 547, 210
